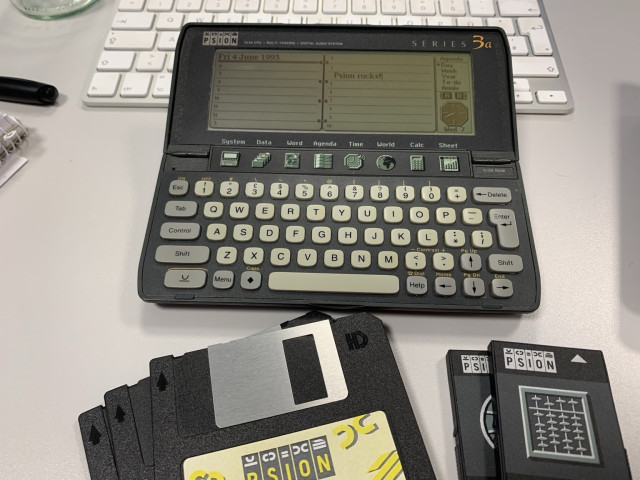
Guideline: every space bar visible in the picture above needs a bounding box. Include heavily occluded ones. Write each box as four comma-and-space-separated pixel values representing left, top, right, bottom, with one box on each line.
269, 272, 400, 294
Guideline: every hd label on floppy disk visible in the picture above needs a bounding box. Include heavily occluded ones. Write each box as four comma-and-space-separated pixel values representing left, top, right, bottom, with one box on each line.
184, 411, 402, 479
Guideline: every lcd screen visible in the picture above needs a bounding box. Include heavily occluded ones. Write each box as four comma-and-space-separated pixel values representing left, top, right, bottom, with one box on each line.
209, 50, 474, 135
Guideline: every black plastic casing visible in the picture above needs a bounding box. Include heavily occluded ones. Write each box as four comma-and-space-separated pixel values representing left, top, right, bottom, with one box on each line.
138, 24, 540, 312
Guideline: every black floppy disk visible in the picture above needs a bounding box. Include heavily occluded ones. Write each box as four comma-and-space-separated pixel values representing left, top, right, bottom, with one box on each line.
446, 350, 497, 480
79, 378, 154, 480
149, 312, 435, 479
78, 311, 333, 479
489, 341, 633, 480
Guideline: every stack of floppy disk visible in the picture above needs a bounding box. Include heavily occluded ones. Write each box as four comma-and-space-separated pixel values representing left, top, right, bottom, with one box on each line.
79, 312, 437, 480
447, 341, 633, 480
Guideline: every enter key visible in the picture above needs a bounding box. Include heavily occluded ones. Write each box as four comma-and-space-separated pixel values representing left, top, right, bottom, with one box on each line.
489, 208, 519, 249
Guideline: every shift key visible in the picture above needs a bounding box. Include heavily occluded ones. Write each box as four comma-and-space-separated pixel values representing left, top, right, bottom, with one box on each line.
155, 245, 210, 264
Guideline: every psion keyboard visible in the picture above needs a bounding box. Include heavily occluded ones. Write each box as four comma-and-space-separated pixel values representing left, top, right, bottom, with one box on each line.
137, 25, 541, 312
84, 0, 573, 114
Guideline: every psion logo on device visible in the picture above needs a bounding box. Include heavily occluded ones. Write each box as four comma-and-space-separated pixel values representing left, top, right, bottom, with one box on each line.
203, 32, 239, 46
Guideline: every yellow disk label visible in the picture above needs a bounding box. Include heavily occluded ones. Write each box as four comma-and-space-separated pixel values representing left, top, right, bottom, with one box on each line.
183, 411, 404, 480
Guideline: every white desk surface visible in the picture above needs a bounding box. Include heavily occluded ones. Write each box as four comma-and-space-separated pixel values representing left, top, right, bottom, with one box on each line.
1, 1, 639, 477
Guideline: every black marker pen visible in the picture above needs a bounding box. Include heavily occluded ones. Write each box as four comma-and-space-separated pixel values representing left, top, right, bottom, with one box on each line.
0, 77, 59, 106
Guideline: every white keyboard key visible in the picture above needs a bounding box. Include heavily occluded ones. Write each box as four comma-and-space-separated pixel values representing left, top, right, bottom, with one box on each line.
147, 0, 174, 10
152, 73, 172, 97
485, 17, 514, 35
517, 17, 552, 55
246, 182, 265, 198
167, 53, 175, 71
293, 0, 317, 13
264, 0, 288, 12
306, 204, 326, 222
409, 207, 429, 224
405, 252, 426, 270
345, 184, 364, 201
409, 0, 435, 15
319, 184, 339, 201
244, 247, 264, 266
231, 202, 251, 219
281, 203, 301, 221
383, 206, 403, 223
97, 51, 136, 71
105, 31, 157, 50
351, 251, 372, 269
235, 0, 261, 12
378, 251, 399, 269
333, 14, 364, 23
381, 0, 406, 15
157, 12, 185, 29
297, 249, 317, 267
421, 185, 440, 202
467, 0, 494, 16
508, 35, 529, 55
324, 250, 344, 268
245, 12, 273, 21
112, 12, 155, 30
436, 207, 456, 224
203, 201, 224, 219
513, 78, 530, 91
269, 272, 399, 294
351, 0, 375, 14
312, 226, 331, 244
432, 252, 454, 271
233, 224, 254, 241
514, 91, 533, 103
220, 181, 240, 197
287, 226, 306, 243
457, 16, 482, 26
366, 15, 394, 25
87, 73, 120, 97
216, 246, 237, 265
120, 73, 152, 97
270, 248, 290, 266
119, 0, 146, 11
187, 12, 214, 21
158, 31, 179, 50
215, 12, 244, 21
417, 229, 438, 247
364, 227, 384, 245
397, 16, 423, 25
137, 52, 166, 71
260, 225, 280, 242
270, 182, 289, 199
439, 0, 465, 16
427, 15, 455, 25
536, 90, 568, 104
337, 227, 357, 246
497, 0, 540, 17
176, 0, 202, 10
370, 185, 389, 202
322, 0, 346, 13
512, 56, 559, 77
358, 205, 377, 223
390, 229, 410, 247
205, 0, 231, 11
194, 180, 214, 197
256, 202, 275, 218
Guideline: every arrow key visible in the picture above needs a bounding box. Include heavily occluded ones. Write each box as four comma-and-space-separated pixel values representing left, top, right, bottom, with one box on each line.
463, 277, 485, 298
434, 277, 456, 296
460, 253, 482, 272
491, 278, 513, 298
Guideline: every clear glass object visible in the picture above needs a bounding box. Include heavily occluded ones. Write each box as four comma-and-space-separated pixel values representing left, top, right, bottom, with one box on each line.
10, 0, 98, 19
